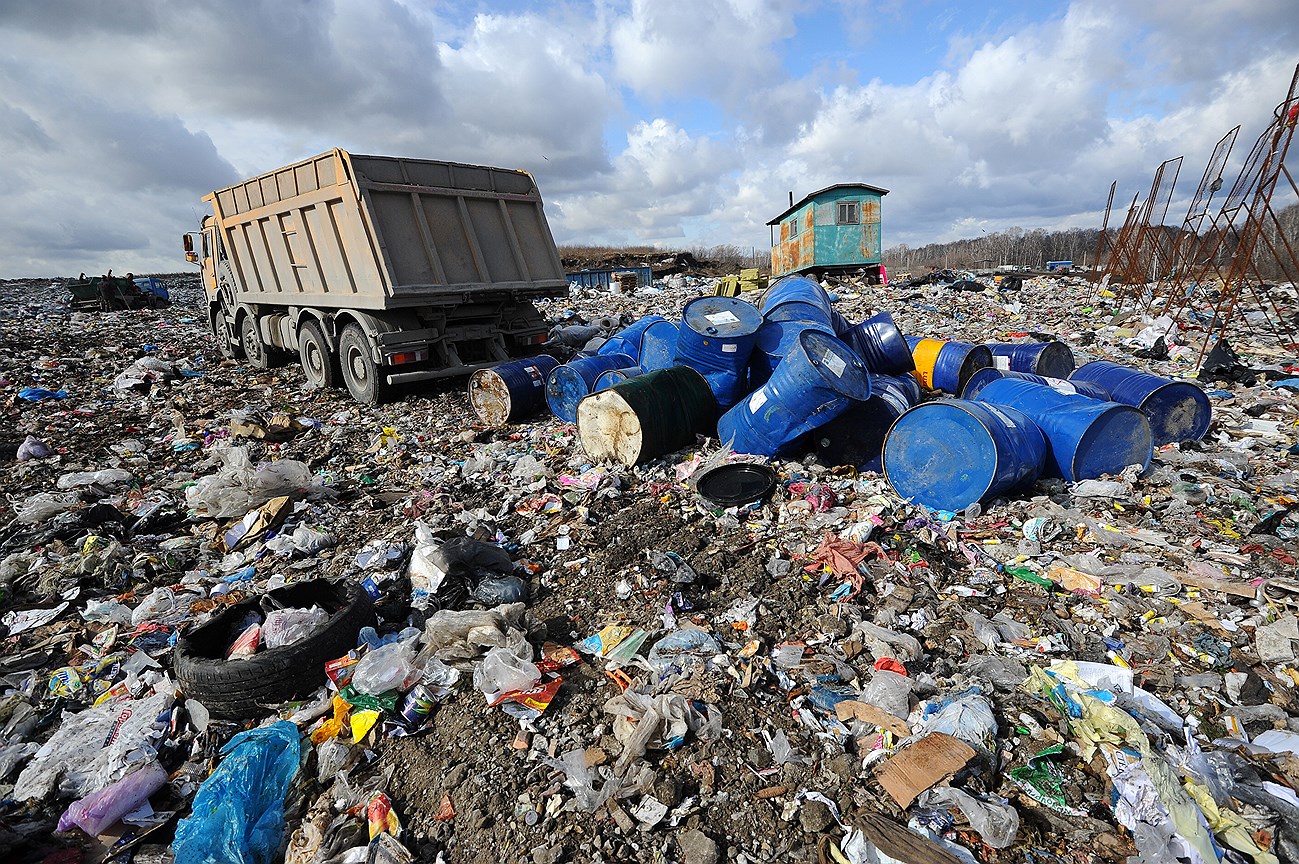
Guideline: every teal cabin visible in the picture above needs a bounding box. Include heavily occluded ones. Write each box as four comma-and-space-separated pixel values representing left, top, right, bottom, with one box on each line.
767, 183, 889, 281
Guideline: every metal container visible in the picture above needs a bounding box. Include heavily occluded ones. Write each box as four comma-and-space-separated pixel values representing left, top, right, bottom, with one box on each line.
984, 341, 1076, 378
883, 400, 1046, 512
545, 353, 637, 423
757, 275, 834, 325
974, 377, 1153, 482
1069, 360, 1212, 446
674, 296, 763, 409
847, 311, 915, 375
598, 315, 667, 365
576, 366, 717, 466
637, 320, 680, 372
398, 684, 437, 725
749, 320, 836, 389
906, 336, 993, 393
962, 368, 1110, 401
814, 373, 922, 472
593, 366, 644, 391
468, 355, 560, 427
718, 330, 872, 457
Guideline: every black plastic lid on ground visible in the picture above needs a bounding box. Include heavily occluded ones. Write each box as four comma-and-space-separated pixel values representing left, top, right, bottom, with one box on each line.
695, 463, 778, 507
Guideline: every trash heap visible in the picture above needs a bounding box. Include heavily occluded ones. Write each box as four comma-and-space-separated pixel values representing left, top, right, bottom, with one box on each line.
0, 268, 1296, 864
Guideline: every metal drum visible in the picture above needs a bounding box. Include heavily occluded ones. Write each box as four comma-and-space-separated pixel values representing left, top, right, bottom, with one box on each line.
468, 355, 560, 426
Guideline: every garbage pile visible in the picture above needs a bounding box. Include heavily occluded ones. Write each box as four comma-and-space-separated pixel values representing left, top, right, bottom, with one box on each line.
0, 267, 1297, 864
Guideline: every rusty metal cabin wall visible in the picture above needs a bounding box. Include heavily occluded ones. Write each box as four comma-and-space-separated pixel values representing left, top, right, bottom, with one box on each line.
770, 205, 816, 277
810, 189, 883, 271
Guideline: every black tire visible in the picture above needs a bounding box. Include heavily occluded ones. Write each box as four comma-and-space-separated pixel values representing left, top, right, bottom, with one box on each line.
339, 323, 391, 404
241, 312, 273, 370
212, 303, 239, 360
299, 320, 340, 389
173, 579, 375, 719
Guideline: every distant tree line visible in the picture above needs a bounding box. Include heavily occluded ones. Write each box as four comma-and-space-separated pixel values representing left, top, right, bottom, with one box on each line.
882, 201, 1299, 283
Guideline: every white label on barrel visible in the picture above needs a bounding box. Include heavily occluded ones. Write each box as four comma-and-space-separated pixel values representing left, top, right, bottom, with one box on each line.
705, 311, 740, 326
822, 351, 846, 377
880, 393, 908, 414
721, 343, 738, 353
748, 389, 768, 412
982, 404, 1016, 428
994, 356, 1011, 370
1045, 378, 1077, 395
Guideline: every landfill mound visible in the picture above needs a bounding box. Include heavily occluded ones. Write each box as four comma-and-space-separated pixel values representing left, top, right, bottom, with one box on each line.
0, 268, 1297, 864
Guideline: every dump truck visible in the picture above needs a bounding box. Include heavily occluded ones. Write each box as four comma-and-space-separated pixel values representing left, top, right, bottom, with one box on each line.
184, 148, 567, 403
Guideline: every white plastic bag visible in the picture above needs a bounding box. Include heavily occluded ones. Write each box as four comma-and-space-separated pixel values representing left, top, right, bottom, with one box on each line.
472, 646, 539, 702
351, 639, 418, 696
262, 606, 329, 649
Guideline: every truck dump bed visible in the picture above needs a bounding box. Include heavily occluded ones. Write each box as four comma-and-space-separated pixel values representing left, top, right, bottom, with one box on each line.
206, 149, 566, 310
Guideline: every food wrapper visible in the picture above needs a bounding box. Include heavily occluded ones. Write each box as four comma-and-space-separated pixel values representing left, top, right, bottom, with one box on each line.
577, 625, 635, 657
366, 792, 401, 840
491, 676, 562, 715
536, 643, 580, 673
310, 696, 350, 745
49, 666, 83, 698
225, 623, 261, 659
325, 650, 361, 689
350, 709, 381, 743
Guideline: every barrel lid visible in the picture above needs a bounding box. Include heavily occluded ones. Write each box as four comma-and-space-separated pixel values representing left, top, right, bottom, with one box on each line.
695, 463, 778, 507
798, 330, 873, 401
682, 296, 762, 338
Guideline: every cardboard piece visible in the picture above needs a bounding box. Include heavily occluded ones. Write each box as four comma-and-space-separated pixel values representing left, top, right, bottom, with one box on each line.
1179, 570, 1256, 598
850, 813, 967, 864
873, 733, 975, 808
835, 699, 912, 738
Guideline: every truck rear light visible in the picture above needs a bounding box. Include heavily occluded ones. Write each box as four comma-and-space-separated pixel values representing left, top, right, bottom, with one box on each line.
522, 333, 547, 345
386, 349, 429, 365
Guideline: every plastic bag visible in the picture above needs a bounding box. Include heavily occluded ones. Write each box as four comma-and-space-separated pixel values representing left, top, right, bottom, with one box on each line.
921, 691, 997, 750
185, 444, 327, 518
262, 606, 329, 650
351, 639, 418, 696
858, 670, 914, 720
16, 436, 50, 461
603, 689, 716, 773
56, 469, 134, 490
0, 742, 39, 781
917, 786, 1020, 848
471, 575, 528, 606
543, 748, 624, 812
15, 691, 173, 802
418, 603, 530, 662
57, 760, 168, 836
473, 646, 540, 703
15, 491, 81, 524
646, 628, 723, 676
172, 721, 301, 864
316, 738, 349, 784
131, 586, 203, 627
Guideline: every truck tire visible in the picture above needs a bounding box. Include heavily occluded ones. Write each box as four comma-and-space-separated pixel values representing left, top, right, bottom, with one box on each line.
339, 323, 391, 404
241, 313, 280, 370
299, 320, 340, 389
173, 579, 374, 719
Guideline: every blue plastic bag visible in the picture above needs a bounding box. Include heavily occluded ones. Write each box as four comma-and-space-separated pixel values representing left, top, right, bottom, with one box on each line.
172, 721, 301, 864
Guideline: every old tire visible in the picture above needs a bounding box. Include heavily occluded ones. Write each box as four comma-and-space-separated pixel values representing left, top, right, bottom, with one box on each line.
240, 313, 274, 370
299, 320, 340, 389
339, 323, 391, 404
173, 579, 374, 719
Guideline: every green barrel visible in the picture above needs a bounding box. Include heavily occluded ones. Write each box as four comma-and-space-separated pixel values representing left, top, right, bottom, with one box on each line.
576, 366, 717, 466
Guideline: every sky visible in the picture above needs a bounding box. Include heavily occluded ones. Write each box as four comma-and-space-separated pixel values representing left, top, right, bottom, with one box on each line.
0, 0, 1295, 277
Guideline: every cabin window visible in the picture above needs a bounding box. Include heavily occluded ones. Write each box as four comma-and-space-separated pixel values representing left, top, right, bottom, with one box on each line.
785, 216, 800, 237
837, 202, 861, 225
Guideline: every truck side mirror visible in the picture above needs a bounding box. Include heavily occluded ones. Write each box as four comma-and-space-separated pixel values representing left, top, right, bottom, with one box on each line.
183, 234, 194, 252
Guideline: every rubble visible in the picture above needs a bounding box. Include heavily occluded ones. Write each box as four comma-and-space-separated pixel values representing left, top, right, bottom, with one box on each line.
0, 264, 1296, 864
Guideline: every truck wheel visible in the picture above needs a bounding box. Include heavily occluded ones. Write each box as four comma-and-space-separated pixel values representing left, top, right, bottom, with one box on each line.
299, 320, 340, 389
240, 313, 273, 370
339, 323, 391, 404
212, 304, 240, 360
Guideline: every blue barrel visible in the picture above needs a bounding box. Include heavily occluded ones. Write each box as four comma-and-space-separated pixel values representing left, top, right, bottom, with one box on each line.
468, 355, 560, 426
962, 368, 1110, 401
675, 296, 763, 409
594, 366, 643, 391
883, 400, 1047, 512
598, 315, 666, 365
828, 307, 855, 339
638, 320, 680, 372
814, 373, 922, 472
758, 275, 833, 325
973, 378, 1153, 482
718, 330, 872, 457
1068, 360, 1212, 446
546, 353, 637, 423
847, 311, 915, 376
905, 336, 994, 394
749, 320, 835, 388
984, 341, 1075, 378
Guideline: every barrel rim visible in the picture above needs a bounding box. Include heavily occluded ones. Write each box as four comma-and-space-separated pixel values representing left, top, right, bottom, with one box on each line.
883, 400, 1001, 511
